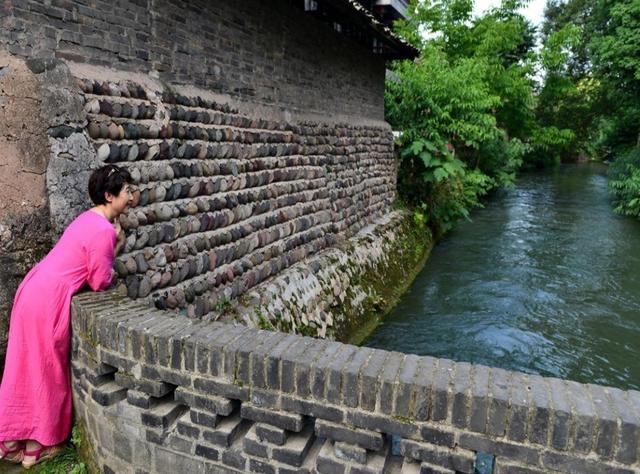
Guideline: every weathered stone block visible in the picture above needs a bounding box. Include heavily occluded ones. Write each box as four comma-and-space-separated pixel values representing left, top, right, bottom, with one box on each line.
419, 426, 455, 447
452, 362, 472, 429
202, 412, 248, 447
418, 463, 455, 474
248, 458, 275, 474
315, 419, 383, 451
431, 359, 454, 423
243, 426, 269, 458
174, 386, 237, 416
114, 372, 174, 398
316, 440, 347, 474
281, 395, 344, 423
394, 354, 420, 419
458, 433, 539, 466
255, 423, 288, 446
91, 381, 127, 406
176, 413, 201, 439
589, 384, 619, 459
190, 409, 221, 430
542, 451, 636, 474
379, 352, 404, 415
334, 441, 367, 464
193, 376, 250, 401
140, 401, 187, 430
341, 347, 373, 408
271, 423, 315, 466
195, 443, 220, 462
241, 403, 304, 432
359, 349, 388, 411
346, 410, 417, 439
221, 448, 247, 471
400, 439, 474, 474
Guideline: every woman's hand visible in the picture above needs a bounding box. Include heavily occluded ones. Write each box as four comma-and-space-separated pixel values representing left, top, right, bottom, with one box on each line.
114, 220, 126, 256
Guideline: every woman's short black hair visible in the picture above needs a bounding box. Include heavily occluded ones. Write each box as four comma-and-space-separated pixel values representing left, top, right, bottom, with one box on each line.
88, 165, 132, 205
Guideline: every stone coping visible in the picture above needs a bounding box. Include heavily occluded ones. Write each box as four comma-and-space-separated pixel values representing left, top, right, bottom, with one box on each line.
71, 290, 640, 473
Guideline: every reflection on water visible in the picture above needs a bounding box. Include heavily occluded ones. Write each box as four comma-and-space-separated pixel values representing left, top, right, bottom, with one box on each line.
364, 164, 640, 389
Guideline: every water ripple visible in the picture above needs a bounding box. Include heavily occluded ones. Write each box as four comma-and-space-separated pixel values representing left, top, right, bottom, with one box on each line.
364, 164, 640, 390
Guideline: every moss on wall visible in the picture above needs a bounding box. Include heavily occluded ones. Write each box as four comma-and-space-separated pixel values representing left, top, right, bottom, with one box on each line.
238, 211, 433, 343
332, 212, 433, 344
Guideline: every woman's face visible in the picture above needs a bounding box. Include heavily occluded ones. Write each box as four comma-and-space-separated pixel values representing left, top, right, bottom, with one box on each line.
106, 183, 134, 217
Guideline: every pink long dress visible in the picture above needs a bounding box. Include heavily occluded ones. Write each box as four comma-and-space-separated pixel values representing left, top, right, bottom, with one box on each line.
0, 210, 115, 445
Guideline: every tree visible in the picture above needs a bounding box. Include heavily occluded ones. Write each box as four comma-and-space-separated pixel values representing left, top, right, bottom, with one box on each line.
387, 0, 543, 231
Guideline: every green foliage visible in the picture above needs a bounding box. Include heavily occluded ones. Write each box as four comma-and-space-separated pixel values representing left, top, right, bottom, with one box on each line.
541, 0, 592, 77
537, 0, 640, 214
541, 24, 581, 74
590, 0, 640, 94
392, 0, 640, 221
477, 135, 527, 185
387, 0, 547, 231
213, 297, 232, 313
32, 425, 87, 474
527, 125, 575, 168
386, 49, 500, 150
609, 148, 640, 218
255, 308, 276, 331
401, 138, 466, 183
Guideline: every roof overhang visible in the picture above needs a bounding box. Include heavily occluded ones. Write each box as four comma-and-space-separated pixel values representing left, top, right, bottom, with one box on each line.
297, 0, 419, 60
374, 0, 409, 22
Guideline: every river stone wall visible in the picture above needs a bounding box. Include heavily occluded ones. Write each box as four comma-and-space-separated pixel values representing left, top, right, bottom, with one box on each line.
71, 290, 640, 474
0, 0, 394, 369
68, 74, 396, 330
0, 51, 397, 366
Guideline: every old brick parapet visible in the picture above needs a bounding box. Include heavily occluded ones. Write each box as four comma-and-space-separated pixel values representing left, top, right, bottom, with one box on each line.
71, 290, 640, 473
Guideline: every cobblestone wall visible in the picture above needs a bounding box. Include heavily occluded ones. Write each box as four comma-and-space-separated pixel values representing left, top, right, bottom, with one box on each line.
71, 290, 640, 474
0, 0, 386, 120
69, 75, 396, 326
0, 45, 397, 363
0, 0, 397, 365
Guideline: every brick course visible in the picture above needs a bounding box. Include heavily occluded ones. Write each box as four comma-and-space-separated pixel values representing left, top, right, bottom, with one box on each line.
71, 291, 640, 474
1, 0, 386, 120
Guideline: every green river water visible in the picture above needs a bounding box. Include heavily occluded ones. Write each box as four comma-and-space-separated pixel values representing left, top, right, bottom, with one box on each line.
365, 163, 640, 390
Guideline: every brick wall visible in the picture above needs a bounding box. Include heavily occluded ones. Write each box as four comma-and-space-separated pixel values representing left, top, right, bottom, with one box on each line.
71, 290, 640, 474
0, 0, 386, 120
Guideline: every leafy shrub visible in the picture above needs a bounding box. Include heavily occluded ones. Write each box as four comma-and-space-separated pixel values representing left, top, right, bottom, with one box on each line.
609, 147, 640, 218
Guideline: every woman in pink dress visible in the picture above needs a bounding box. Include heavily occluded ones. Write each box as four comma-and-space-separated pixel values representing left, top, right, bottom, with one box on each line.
0, 165, 132, 469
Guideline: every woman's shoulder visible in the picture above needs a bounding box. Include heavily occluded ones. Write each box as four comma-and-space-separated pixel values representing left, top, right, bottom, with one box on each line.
70, 210, 116, 238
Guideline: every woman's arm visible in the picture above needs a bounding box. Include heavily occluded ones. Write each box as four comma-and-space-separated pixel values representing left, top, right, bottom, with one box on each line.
114, 220, 126, 256
87, 227, 117, 291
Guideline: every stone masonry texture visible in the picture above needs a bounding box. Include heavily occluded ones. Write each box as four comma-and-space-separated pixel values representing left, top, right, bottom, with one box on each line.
0, 0, 386, 121
71, 291, 640, 474
0, 0, 404, 364
3, 3, 638, 474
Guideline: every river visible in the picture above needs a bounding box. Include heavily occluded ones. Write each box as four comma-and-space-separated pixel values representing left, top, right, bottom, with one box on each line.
364, 163, 640, 390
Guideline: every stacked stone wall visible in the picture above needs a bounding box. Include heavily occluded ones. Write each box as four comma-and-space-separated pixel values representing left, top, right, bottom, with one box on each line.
0, 0, 394, 362
71, 290, 640, 474
71, 77, 396, 325
0, 43, 395, 363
